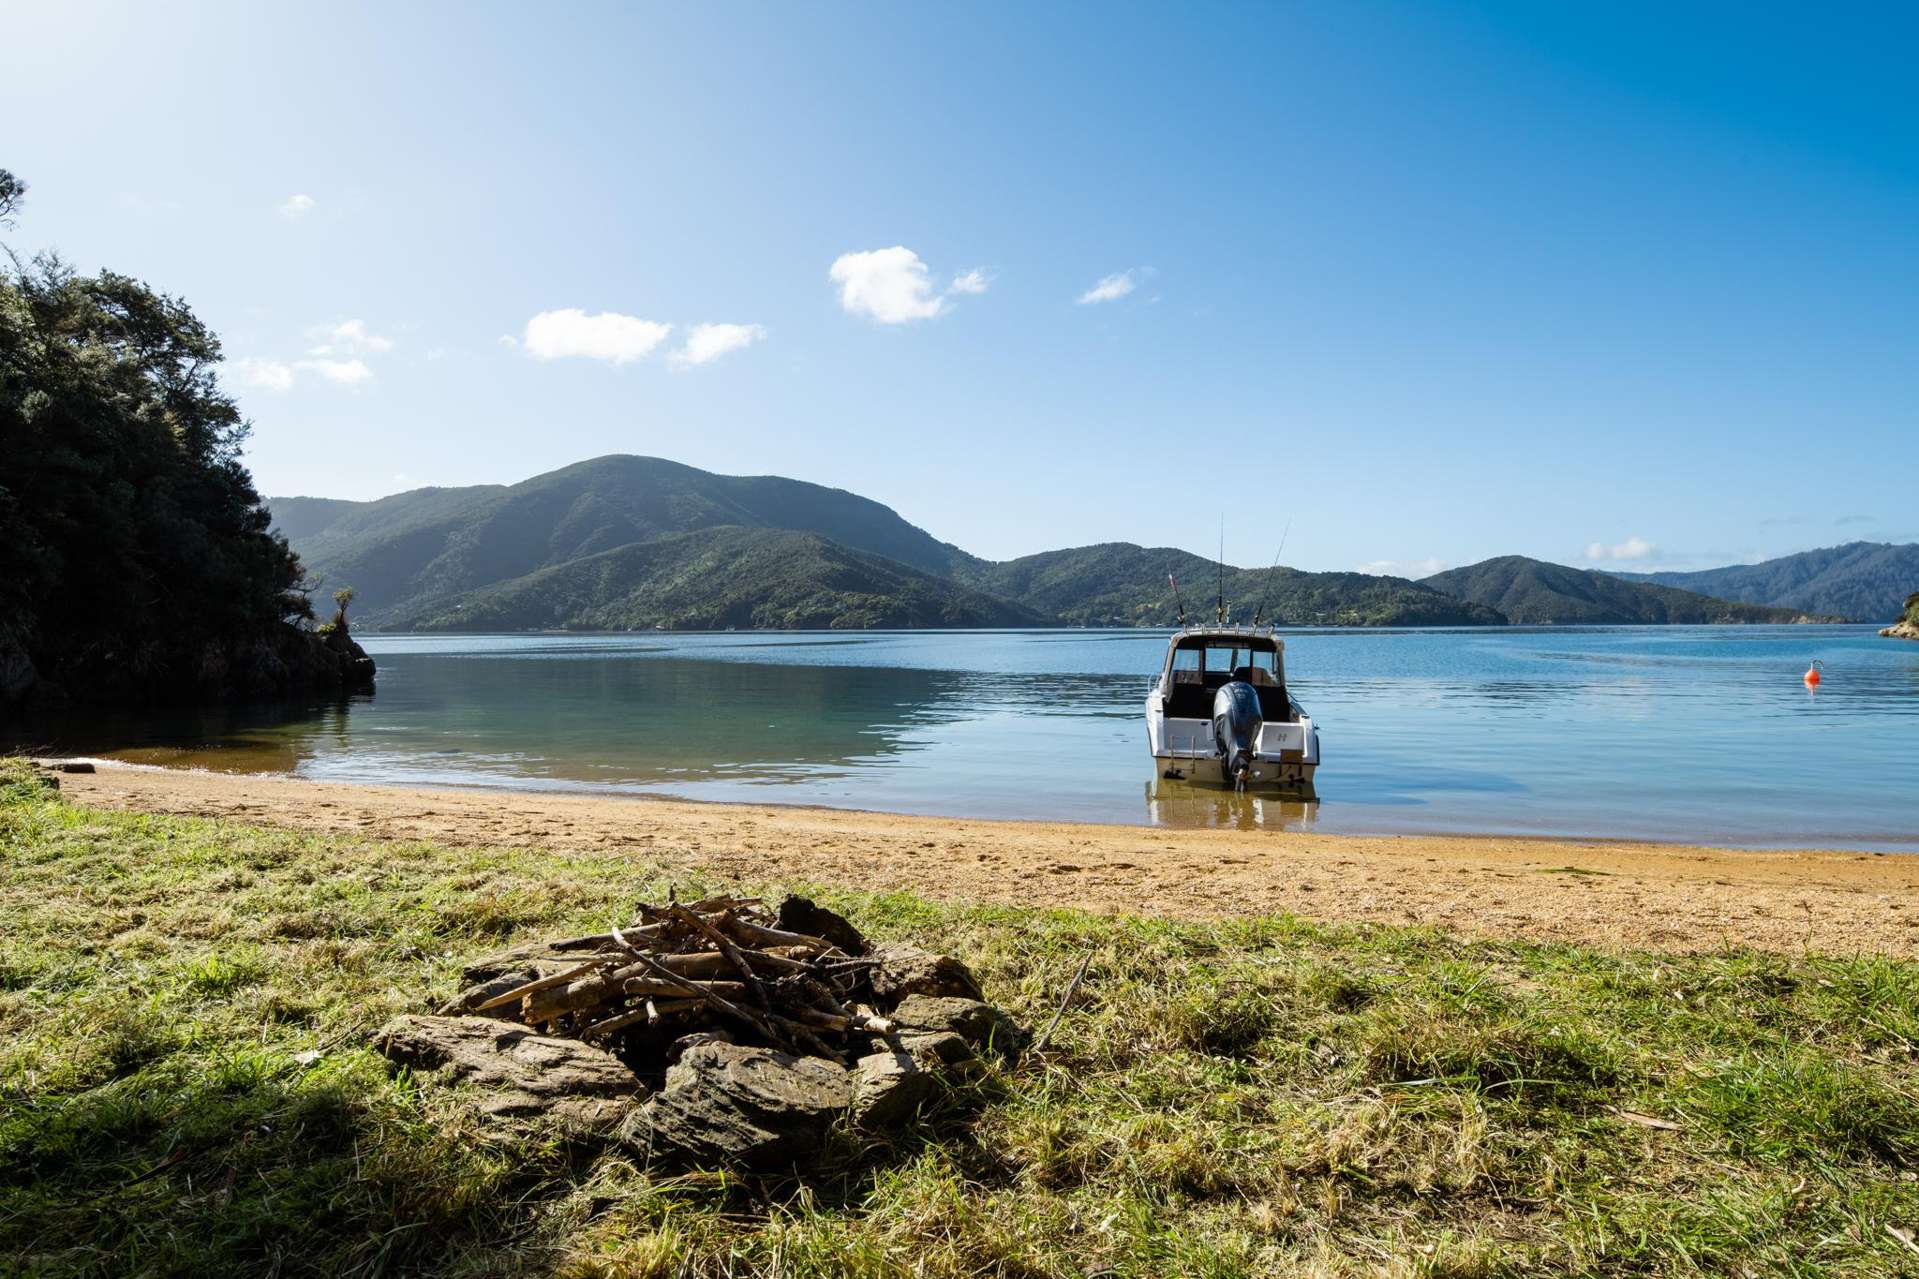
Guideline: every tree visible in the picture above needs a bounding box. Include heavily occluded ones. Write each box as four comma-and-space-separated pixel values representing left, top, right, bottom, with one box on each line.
0, 168, 23, 228
0, 167, 356, 706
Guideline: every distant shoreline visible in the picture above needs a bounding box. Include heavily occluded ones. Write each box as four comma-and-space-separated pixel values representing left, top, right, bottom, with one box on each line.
52, 762, 1919, 958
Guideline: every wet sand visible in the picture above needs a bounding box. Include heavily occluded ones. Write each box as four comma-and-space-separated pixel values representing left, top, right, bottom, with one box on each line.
53, 764, 1919, 957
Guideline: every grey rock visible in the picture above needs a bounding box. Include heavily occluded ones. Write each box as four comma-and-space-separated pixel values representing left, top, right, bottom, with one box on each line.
869, 942, 984, 1003
891, 995, 1026, 1055
896, 1030, 973, 1066
776, 895, 867, 955
438, 965, 544, 1018
374, 1014, 640, 1135
627, 1041, 852, 1169
851, 1049, 936, 1129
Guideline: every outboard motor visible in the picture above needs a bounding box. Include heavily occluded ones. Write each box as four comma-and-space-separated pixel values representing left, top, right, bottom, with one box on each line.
1212, 680, 1264, 787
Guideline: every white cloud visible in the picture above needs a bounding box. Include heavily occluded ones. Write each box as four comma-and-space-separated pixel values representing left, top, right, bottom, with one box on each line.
523, 309, 673, 363
830, 246, 947, 324
278, 193, 315, 220
1360, 557, 1447, 578
307, 319, 393, 356
230, 355, 372, 391
1077, 270, 1138, 305
496, 334, 519, 347
670, 323, 767, 368
295, 357, 373, 386
948, 268, 991, 296
1583, 536, 1657, 562
233, 357, 296, 392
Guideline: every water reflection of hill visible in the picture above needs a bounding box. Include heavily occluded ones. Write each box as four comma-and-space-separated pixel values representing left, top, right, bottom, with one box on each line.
44, 656, 982, 788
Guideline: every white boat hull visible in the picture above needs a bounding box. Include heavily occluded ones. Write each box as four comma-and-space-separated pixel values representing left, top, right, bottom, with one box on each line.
1145, 696, 1319, 790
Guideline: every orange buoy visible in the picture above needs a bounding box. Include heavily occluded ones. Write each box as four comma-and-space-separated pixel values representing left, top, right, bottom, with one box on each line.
1803, 659, 1823, 687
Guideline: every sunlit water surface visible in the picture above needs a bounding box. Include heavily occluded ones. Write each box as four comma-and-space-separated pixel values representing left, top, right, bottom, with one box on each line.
21, 627, 1919, 850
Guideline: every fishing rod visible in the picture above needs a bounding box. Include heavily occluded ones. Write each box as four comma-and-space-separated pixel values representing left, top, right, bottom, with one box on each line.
1251, 518, 1293, 627
1215, 517, 1226, 624
1167, 573, 1188, 626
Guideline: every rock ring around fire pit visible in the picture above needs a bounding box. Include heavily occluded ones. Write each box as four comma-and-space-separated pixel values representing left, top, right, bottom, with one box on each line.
373, 894, 1024, 1169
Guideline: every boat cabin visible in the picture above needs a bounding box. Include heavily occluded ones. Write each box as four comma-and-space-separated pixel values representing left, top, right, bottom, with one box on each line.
1157, 628, 1295, 722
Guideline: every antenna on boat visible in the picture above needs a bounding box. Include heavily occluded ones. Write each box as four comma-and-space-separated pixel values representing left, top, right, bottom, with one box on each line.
1251, 518, 1293, 627
1168, 573, 1188, 626
1215, 518, 1226, 624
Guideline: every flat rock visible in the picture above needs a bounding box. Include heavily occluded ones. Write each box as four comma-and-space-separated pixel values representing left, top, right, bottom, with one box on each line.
776, 895, 867, 955
868, 942, 984, 1002
374, 1014, 640, 1135
851, 1048, 936, 1129
896, 1029, 973, 1066
891, 995, 1025, 1055
626, 1041, 852, 1169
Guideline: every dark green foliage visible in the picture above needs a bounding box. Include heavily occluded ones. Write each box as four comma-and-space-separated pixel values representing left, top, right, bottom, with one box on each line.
385, 525, 1044, 631
1423, 556, 1832, 625
0, 166, 367, 707
956, 542, 1507, 627
0, 244, 346, 706
1616, 541, 1919, 622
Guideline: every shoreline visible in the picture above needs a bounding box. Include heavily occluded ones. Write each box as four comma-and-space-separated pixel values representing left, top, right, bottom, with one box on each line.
50, 761, 1919, 957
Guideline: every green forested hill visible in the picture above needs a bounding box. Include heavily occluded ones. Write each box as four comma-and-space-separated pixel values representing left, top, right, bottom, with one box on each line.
1423, 557, 1831, 625
381, 526, 1040, 632
1612, 541, 1915, 622
271, 462, 1506, 631
955, 543, 1506, 627
273, 455, 974, 619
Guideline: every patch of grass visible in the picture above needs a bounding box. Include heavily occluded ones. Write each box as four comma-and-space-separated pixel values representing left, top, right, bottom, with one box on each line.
2, 760, 1918, 1275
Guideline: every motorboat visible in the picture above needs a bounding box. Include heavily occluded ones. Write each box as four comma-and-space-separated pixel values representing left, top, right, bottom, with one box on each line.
1145, 625, 1319, 790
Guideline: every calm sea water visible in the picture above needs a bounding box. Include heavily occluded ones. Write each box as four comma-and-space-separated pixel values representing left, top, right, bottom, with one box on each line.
23, 626, 1919, 850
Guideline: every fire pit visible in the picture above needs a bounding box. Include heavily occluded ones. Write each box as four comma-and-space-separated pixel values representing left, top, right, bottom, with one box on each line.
375, 894, 1022, 1168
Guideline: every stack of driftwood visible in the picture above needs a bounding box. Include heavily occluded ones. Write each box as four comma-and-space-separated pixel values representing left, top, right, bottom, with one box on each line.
460, 894, 902, 1066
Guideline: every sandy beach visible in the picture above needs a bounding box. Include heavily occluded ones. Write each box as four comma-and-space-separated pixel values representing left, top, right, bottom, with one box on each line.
49, 763, 1919, 957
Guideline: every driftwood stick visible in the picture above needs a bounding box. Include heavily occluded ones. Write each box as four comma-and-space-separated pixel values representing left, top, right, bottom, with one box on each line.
1030, 948, 1094, 1055
721, 917, 835, 955
582, 999, 699, 1039
471, 960, 607, 1012
621, 977, 746, 999
672, 906, 775, 1015
625, 951, 784, 1045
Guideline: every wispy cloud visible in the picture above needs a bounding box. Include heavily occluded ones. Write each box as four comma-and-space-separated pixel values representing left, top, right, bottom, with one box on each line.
1359, 557, 1446, 579
830, 247, 947, 324
522, 309, 673, 363
230, 355, 372, 391
233, 357, 296, 392
670, 323, 767, 369
1834, 514, 1876, 527
947, 268, 991, 296
1077, 269, 1139, 305
1582, 536, 1657, 562
278, 193, 315, 220
307, 319, 393, 356
297, 357, 373, 385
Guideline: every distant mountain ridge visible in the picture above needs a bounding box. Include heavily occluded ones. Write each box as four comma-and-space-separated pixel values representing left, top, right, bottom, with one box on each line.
270, 456, 1851, 631
1423, 556, 1835, 625
1610, 541, 1919, 622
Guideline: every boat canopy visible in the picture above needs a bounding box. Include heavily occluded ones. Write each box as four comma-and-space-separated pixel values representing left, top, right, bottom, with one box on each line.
1158, 627, 1291, 718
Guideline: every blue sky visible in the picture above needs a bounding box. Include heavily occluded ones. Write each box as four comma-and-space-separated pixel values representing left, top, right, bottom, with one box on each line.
4, 1, 1914, 573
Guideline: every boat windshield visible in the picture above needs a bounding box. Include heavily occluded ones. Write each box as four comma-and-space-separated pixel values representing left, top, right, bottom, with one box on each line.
1171, 644, 1278, 677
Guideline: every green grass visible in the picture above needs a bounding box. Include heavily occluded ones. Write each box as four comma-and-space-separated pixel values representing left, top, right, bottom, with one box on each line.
3, 763, 1918, 1277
